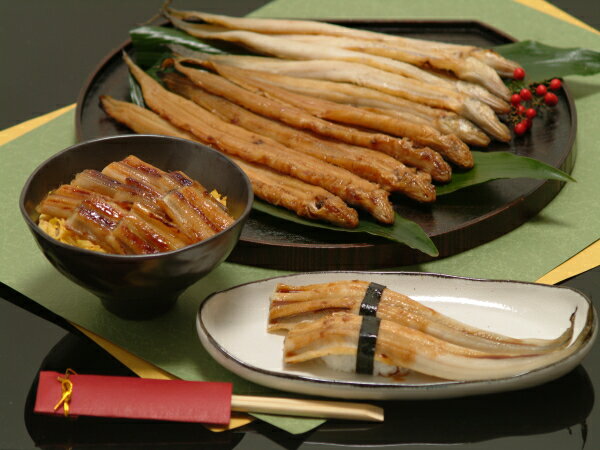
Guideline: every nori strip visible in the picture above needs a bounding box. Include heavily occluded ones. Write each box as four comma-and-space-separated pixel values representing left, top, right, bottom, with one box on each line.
356, 316, 381, 374
359, 282, 386, 316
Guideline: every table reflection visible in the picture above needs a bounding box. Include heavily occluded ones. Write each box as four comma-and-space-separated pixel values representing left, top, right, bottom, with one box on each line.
24, 329, 593, 449
307, 365, 592, 446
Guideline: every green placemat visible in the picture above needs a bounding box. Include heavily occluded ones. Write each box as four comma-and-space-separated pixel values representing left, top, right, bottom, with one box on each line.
1, 0, 599, 435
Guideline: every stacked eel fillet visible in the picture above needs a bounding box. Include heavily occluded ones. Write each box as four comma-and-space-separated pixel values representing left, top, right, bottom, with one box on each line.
37, 156, 234, 254
268, 280, 590, 381
101, 5, 523, 228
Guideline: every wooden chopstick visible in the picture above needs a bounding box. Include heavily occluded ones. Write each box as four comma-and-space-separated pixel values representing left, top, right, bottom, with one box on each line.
231, 395, 384, 422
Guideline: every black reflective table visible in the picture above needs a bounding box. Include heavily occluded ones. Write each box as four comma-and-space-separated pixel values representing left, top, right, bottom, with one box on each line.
2, 266, 598, 449
1, 1, 599, 448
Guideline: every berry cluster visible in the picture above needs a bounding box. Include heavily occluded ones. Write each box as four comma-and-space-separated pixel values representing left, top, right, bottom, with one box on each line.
508, 68, 562, 136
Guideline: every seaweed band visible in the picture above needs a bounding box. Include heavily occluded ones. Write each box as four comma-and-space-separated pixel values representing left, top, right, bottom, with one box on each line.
359, 282, 386, 316
356, 316, 381, 374
357, 283, 384, 374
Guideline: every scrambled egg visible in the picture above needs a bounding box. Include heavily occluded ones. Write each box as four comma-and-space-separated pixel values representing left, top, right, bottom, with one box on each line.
38, 214, 105, 253
210, 189, 227, 206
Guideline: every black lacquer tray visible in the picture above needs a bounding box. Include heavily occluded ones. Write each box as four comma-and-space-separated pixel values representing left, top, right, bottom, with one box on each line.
76, 20, 576, 270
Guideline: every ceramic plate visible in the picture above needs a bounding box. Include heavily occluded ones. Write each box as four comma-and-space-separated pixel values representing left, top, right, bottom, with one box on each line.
197, 272, 596, 400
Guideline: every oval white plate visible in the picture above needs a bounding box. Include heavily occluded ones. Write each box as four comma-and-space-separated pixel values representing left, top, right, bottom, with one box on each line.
197, 272, 597, 400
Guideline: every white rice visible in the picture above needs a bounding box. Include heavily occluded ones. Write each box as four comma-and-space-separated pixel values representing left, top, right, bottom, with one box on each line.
321, 355, 401, 376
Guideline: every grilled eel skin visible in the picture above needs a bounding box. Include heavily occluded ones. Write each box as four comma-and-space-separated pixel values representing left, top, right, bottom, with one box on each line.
164, 13, 509, 111
278, 34, 510, 101
124, 52, 398, 223
170, 52, 511, 142
172, 57, 445, 188
163, 5, 520, 76
162, 72, 439, 188
165, 54, 488, 148
38, 178, 192, 253
38, 160, 227, 254
207, 63, 473, 169
100, 95, 359, 228
283, 312, 588, 381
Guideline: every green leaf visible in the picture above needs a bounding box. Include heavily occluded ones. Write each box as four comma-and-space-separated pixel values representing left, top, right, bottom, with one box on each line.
437, 151, 575, 195
253, 200, 439, 257
495, 40, 600, 80
127, 52, 171, 105
130, 26, 229, 69
128, 72, 145, 107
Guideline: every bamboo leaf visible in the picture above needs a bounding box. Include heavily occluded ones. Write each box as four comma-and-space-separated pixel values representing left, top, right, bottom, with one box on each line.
437, 151, 574, 195
130, 26, 230, 68
127, 52, 171, 105
495, 40, 600, 80
128, 72, 145, 107
253, 200, 439, 257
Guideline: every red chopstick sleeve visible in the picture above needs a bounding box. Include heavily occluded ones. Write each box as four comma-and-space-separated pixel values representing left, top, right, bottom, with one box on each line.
34, 371, 232, 425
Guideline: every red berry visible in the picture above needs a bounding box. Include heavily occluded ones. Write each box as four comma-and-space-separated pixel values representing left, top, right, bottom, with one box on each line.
513, 67, 526, 80
517, 104, 526, 115
510, 93, 522, 106
535, 84, 547, 96
523, 118, 532, 129
514, 121, 527, 135
544, 92, 559, 106
519, 88, 532, 101
525, 108, 537, 119
549, 78, 562, 90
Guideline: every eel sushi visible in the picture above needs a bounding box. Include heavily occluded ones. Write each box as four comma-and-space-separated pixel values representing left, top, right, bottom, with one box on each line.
283, 312, 588, 381
270, 280, 575, 355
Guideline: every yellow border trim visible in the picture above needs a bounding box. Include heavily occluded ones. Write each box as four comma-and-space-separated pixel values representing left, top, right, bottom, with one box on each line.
0, 103, 76, 147
536, 240, 600, 284
514, 0, 599, 34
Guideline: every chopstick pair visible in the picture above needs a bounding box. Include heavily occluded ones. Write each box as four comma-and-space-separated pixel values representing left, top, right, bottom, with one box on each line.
231, 394, 383, 422
34, 370, 383, 425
